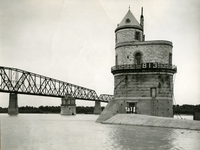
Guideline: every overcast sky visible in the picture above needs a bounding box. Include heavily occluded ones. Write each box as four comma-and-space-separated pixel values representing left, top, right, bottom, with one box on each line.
0, 0, 199, 107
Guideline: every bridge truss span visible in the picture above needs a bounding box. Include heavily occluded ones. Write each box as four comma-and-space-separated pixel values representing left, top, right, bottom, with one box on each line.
0, 66, 109, 102
99, 94, 114, 101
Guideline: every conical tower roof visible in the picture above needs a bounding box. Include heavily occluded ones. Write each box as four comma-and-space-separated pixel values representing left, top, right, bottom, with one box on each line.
115, 10, 143, 32
119, 10, 140, 26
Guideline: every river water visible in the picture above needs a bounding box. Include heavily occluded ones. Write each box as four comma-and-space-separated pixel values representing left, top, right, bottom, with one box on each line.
1, 114, 200, 150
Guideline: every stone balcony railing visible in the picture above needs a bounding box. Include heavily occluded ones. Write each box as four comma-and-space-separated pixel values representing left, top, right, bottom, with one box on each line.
111, 63, 177, 74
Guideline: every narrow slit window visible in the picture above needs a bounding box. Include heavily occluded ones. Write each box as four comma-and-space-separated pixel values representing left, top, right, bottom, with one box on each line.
151, 87, 157, 98
115, 55, 118, 66
169, 53, 172, 65
135, 32, 140, 40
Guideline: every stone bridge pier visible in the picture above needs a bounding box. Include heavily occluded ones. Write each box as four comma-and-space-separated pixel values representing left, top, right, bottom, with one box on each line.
8, 93, 18, 115
60, 94, 76, 115
94, 101, 101, 115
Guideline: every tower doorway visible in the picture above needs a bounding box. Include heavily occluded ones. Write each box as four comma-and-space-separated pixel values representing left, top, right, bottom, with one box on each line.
126, 102, 137, 114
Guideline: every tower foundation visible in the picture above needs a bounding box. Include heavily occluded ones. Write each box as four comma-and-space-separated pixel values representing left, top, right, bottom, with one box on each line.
8, 93, 18, 115
96, 99, 120, 122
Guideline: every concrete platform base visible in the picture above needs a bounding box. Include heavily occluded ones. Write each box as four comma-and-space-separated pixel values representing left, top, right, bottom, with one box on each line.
96, 99, 123, 123
103, 114, 200, 131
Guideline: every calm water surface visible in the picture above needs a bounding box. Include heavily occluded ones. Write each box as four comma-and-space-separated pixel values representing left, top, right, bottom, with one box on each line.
1, 114, 200, 150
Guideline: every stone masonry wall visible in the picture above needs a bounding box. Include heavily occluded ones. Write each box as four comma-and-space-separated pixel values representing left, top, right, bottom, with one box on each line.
114, 74, 173, 98
116, 29, 143, 43
116, 43, 172, 65
152, 99, 173, 117
114, 73, 174, 117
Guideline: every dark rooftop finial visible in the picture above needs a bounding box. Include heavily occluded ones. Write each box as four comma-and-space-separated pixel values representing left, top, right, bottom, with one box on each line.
141, 7, 143, 16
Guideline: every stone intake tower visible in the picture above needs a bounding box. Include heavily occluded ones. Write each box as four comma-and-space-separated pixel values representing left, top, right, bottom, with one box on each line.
97, 8, 177, 122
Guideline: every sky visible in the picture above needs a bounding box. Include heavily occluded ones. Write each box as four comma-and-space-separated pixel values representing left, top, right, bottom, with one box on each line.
0, 0, 199, 107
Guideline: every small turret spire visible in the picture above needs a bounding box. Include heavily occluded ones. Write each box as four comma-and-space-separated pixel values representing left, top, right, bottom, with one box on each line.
141, 7, 143, 16
140, 7, 144, 27
140, 7, 145, 41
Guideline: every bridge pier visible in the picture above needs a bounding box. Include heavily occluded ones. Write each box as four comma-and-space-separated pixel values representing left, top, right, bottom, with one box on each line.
94, 101, 101, 115
8, 93, 18, 115
60, 94, 76, 115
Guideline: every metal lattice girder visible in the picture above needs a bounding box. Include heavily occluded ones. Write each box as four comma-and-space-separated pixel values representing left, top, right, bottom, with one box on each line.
99, 94, 114, 102
0, 66, 109, 102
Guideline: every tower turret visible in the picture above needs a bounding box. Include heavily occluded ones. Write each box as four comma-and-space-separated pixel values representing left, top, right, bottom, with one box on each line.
115, 9, 144, 43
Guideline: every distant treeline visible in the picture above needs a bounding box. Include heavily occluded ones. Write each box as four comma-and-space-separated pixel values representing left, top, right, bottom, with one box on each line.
0, 105, 199, 114
173, 104, 200, 114
0, 106, 105, 114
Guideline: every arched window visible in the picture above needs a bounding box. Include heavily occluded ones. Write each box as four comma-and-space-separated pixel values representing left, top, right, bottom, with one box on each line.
135, 52, 142, 65
169, 53, 172, 65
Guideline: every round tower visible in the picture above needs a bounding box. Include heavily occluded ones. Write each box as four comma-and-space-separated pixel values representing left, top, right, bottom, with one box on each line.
111, 10, 177, 117
112, 8, 177, 117
96, 8, 177, 123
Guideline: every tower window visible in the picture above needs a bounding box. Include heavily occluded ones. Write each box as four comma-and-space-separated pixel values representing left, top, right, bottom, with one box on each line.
126, 18, 131, 23
135, 52, 142, 65
151, 87, 157, 98
135, 31, 140, 40
115, 55, 118, 66
169, 53, 172, 65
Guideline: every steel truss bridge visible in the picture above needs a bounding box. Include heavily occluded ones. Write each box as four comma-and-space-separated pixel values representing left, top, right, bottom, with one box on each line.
0, 66, 113, 102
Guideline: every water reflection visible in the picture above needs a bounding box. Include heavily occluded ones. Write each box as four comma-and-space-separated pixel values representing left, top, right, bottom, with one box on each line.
108, 125, 173, 150
1, 114, 199, 150
170, 129, 200, 150
106, 124, 200, 150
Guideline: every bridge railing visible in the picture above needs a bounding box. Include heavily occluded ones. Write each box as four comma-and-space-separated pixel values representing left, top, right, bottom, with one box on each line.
0, 66, 109, 102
